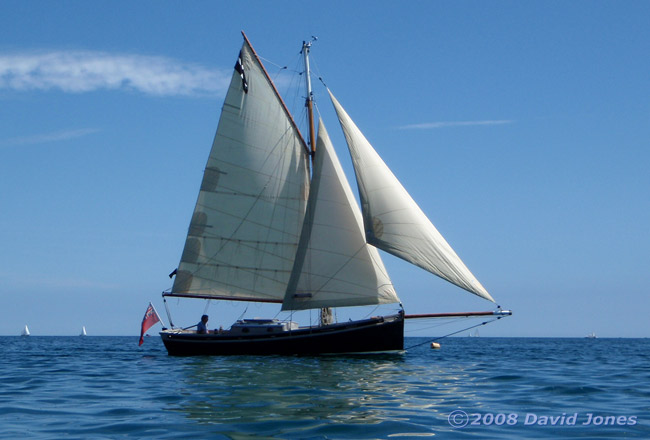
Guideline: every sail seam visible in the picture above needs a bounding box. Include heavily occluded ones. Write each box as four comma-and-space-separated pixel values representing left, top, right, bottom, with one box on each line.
197, 190, 306, 201
187, 237, 300, 247
190, 265, 291, 273
185, 122, 307, 287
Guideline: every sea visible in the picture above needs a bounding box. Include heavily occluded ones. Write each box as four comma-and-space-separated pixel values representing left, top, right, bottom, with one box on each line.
1, 337, 648, 439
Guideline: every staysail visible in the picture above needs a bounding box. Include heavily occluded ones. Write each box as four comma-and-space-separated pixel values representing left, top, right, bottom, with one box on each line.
170, 40, 310, 302
282, 120, 399, 311
329, 90, 494, 302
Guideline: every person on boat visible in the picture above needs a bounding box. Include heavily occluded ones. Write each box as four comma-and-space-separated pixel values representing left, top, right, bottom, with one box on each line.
197, 315, 210, 334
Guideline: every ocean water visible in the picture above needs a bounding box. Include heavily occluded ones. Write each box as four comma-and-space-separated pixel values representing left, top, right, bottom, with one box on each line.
1, 337, 648, 439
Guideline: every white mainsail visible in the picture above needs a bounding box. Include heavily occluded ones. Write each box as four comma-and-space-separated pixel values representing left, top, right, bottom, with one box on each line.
329, 90, 494, 302
22, 325, 30, 336
282, 120, 399, 311
171, 41, 310, 302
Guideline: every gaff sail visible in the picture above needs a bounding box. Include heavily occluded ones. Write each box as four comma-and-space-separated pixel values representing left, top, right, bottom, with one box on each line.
170, 41, 310, 302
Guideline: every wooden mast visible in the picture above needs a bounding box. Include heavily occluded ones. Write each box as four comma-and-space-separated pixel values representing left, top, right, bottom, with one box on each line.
302, 38, 332, 326
302, 38, 317, 156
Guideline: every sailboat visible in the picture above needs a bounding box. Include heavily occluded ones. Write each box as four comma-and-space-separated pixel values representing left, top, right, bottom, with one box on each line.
80, 326, 87, 337
159, 33, 511, 356
21, 325, 30, 337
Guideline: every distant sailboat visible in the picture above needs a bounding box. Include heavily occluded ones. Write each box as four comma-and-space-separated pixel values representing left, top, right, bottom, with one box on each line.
586, 332, 596, 339
80, 326, 87, 337
21, 325, 30, 337
158, 33, 512, 356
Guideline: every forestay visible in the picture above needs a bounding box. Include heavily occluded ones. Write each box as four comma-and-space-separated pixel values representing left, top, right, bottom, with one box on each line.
171, 41, 310, 302
282, 120, 399, 311
329, 90, 494, 302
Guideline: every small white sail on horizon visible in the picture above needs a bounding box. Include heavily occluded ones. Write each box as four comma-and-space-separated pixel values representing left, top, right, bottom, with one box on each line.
21, 325, 30, 336
80, 326, 87, 336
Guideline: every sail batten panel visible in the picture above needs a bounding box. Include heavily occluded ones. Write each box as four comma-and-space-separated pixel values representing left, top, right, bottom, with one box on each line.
328, 90, 494, 302
282, 120, 399, 311
172, 42, 309, 301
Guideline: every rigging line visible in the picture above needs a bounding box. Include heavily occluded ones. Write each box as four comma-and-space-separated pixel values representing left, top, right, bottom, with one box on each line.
272, 310, 295, 325
257, 55, 287, 70
404, 318, 470, 333
277, 54, 309, 138
362, 305, 380, 319
258, 54, 303, 78
236, 305, 249, 322
404, 317, 502, 350
256, 51, 301, 105
202, 299, 212, 316
313, 101, 322, 121
270, 66, 289, 86
163, 297, 175, 329
288, 55, 307, 101
308, 53, 327, 93
275, 55, 305, 120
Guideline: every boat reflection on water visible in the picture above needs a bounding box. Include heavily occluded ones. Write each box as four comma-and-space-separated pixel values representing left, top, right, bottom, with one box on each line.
165, 351, 474, 438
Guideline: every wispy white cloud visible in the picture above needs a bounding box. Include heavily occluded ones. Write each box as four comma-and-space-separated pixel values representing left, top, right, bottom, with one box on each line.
399, 120, 514, 130
0, 50, 230, 96
1, 128, 100, 147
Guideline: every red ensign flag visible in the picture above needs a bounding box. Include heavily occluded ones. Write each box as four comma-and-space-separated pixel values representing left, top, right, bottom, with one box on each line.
139, 302, 161, 346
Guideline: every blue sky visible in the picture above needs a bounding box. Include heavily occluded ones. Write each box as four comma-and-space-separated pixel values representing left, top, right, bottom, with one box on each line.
1, 1, 648, 337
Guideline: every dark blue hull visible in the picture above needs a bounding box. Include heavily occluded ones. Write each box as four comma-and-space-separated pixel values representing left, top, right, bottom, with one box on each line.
160, 313, 404, 356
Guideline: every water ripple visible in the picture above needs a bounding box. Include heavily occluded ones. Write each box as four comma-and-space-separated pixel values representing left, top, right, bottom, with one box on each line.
1, 337, 649, 438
